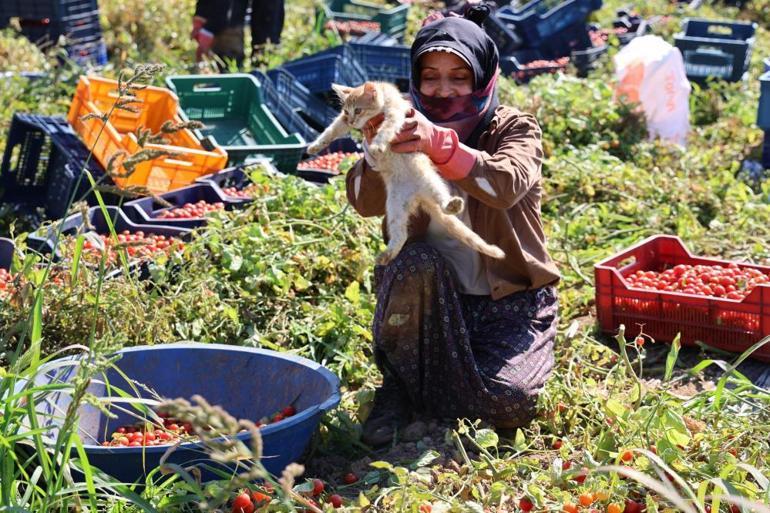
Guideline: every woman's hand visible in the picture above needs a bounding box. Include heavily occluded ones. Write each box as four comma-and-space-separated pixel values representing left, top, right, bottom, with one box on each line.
363, 113, 385, 144
391, 109, 457, 164
362, 110, 459, 165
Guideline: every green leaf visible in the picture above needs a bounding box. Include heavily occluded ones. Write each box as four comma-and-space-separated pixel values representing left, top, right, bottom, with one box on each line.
412, 449, 440, 468
605, 397, 627, 419
664, 333, 682, 382
475, 428, 499, 449
228, 252, 243, 272
513, 428, 527, 451
293, 274, 311, 291
662, 410, 691, 447
370, 461, 393, 470
345, 281, 360, 303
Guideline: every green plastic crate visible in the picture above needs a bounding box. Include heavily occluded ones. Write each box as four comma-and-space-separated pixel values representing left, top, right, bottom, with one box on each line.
165, 74, 306, 173
320, 0, 409, 40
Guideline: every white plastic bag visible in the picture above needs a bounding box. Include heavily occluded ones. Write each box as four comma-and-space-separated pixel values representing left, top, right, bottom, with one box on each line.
614, 35, 692, 147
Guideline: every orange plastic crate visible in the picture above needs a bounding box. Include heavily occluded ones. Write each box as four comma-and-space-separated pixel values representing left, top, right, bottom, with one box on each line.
595, 235, 770, 361
67, 75, 227, 194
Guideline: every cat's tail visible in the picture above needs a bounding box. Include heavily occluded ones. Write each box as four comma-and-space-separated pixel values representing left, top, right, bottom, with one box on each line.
422, 203, 506, 260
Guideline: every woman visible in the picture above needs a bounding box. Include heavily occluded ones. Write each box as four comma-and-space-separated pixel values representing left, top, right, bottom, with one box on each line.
345, 12, 560, 447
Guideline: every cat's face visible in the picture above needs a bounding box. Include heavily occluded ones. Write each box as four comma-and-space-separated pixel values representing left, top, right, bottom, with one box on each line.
332, 82, 384, 129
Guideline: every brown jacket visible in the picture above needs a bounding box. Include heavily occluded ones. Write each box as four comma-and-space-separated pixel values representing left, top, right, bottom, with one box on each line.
345, 105, 560, 300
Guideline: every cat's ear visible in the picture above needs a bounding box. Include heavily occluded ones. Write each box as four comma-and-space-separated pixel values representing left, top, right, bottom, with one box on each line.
363, 82, 378, 98
332, 83, 353, 100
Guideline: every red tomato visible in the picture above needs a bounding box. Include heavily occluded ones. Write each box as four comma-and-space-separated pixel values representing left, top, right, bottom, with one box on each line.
519, 498, 534, 512
329, 494, 343, 508
624, 499, 642, 513
312, 479, 324, 496
232, 492, 254, 513
343, 472, 358, 484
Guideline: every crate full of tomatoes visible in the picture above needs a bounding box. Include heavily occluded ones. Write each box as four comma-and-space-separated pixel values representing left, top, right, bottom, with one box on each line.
595, 235, 770, 360
295, 151, 362, 184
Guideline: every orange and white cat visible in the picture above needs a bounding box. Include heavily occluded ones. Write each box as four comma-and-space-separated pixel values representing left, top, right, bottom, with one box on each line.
307, 81, 505, 265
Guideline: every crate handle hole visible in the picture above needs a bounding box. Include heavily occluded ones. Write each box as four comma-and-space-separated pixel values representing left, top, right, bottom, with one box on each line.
706, 25, 733, 36
616, 255, 637, 271
8, 144, 21, 173
192, 83, 222, 92
164, 159, 194, 167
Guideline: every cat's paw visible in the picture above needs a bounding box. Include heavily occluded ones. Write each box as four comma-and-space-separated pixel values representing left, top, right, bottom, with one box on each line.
306, 142, 325, 155
444, 196, 464, 215
376, 250, 394, 266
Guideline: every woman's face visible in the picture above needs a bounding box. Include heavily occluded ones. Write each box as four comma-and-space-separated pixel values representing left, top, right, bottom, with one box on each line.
418, 51, 473, 98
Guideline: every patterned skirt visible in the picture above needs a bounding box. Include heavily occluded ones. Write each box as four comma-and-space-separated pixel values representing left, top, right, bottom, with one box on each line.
372, 242, 559, 428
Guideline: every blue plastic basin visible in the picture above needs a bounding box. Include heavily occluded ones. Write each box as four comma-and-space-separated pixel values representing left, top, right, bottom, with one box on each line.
30, 343, 340, 483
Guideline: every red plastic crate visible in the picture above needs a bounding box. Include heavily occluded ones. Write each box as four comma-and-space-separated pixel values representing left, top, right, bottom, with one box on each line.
595, 235, 770, 360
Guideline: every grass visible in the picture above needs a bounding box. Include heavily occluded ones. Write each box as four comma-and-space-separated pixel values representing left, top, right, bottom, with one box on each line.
1, 0, 770, 511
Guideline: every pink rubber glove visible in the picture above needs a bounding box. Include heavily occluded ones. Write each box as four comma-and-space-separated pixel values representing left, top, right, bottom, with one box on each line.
191, 15, 206, 39
195, 28, 214, 62
390, 109, 478, 180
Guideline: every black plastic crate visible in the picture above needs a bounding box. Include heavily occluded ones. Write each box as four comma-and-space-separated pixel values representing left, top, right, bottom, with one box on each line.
27, 206, 191, 262
612, 9, 648, 46
0, 113, 113, 220
0, 237, 13, 271
484, 11, 524, 56
572, 43, 607, 77
500, 49, 568, 83
123, 183, 248, 229
674, 18, 757, 83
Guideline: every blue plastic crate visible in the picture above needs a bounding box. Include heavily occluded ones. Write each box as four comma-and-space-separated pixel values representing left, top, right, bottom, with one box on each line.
527, 20, 592, 60
484, 11, 524, 56
765, 57, 770, 73
279, 46, 367, 95
195, 166, 256, 198
0, 0, 58, 19
123, 182, 248, 229
758, 71, 770, 130
349, 42, 411, 90
65, 34, 108, 66
503, 0, 603, 48
674, 19, 757, 83
15, 0, 107, 67
0, 238, 13, 271
0, 113, 113, 220
252, 70, 320, 145
266, 67, 340, 132
296, 144, 363, 185
27, 206, 191, 265
195, 160, 284, 196
27, 343, 340, 482
763, 131, 770, 170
